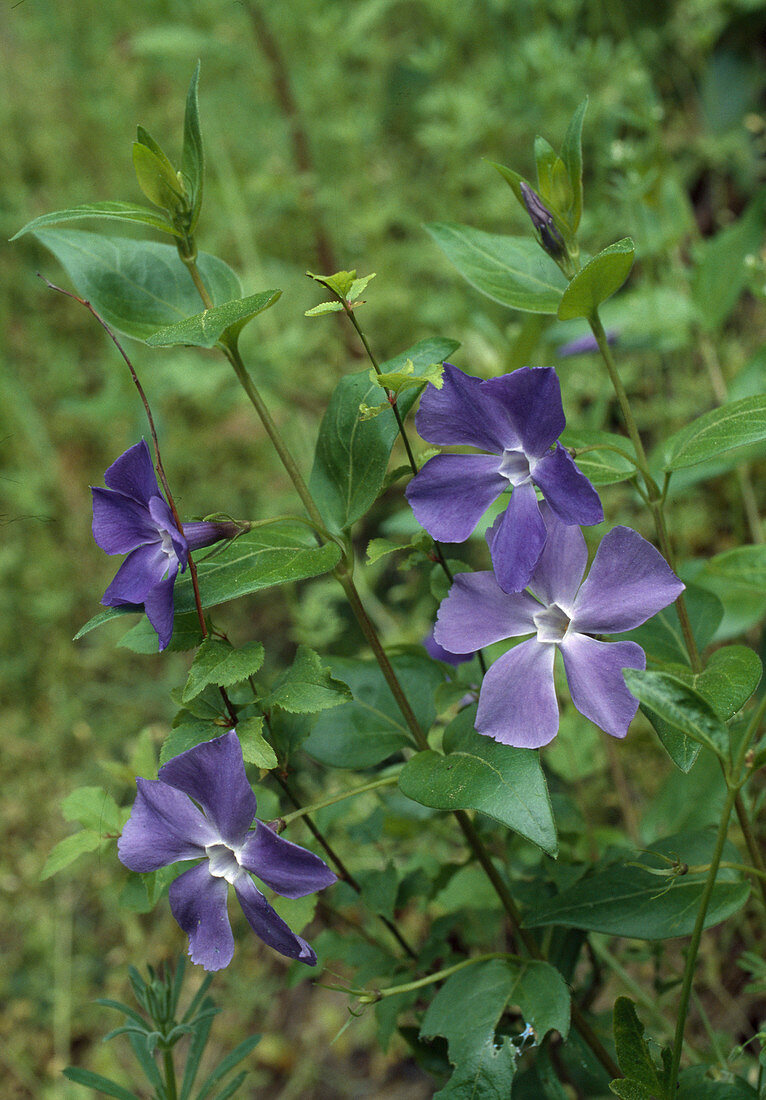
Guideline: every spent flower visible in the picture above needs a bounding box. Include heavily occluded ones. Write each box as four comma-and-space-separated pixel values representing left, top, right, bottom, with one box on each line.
406, 364, 603, 592
91, 441, 237, 649
118, 731, 336, 970
434, 507, 684, 747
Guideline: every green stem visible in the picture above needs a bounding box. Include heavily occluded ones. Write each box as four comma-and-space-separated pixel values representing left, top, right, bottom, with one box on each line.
280, 773, 400, 825
349, 953, 514, 1001
162, 1048, 178, 1100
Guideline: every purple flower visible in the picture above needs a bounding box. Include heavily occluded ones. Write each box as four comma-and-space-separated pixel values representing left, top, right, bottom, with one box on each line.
405, 365, 603, 593
519, 181, 566, 260
118, 731, 336, 971
556, 330, 619, 357
434, 508, 684, 748
91, 441, 237, 649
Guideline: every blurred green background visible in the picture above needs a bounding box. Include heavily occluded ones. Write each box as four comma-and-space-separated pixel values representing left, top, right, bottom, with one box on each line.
2, 0, 765, 1096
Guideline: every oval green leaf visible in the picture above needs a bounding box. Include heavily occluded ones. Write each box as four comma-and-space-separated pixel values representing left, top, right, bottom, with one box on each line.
12, 202, 178, 239
557, 238, 635, 320
623, 669, 728, 755
146, 290, 282, 348
426, 222, 567, 313
664, 395, 766, 471
560, 428, 637, 485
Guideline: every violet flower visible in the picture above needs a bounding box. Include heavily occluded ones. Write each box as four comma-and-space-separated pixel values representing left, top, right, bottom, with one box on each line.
405, 365, 603, 592
434, 507, 684, 748
118, 731, 336, 971
91, 441, 237, 649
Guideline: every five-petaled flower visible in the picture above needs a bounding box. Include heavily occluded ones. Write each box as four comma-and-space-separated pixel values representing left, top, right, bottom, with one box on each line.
405, 365, 603, 593
434, 507, 684, 748
118, 731, 336, 971
91, 441, 236, 650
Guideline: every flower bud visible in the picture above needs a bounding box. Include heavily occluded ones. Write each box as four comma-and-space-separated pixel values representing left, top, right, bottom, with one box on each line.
520, 181, 566, 260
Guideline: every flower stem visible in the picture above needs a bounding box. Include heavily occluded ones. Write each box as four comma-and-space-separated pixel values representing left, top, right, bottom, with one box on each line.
349, 952, 515, 1001
162, 1049, 178, 1100
280, 773, 400, 825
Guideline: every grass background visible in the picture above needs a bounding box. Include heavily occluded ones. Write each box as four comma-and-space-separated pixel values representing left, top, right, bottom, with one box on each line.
1, 0, 765, 1095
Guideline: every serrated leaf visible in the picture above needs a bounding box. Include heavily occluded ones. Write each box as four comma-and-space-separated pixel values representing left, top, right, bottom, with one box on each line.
398, 708, 557, 855
12, 202, 178, 239
664, 396, 766, 471
61, 787, 122, 834
557, 238, 635, 320
33, 228, 241, 342
366, 537, 410, 564
304, 300, 344, 316
264, 645, 351, 714
236, 717, 277, 769
181, 61, 204, 231
309, 337, 459, 532
426, 222, 567, 313
526, 830, 749, 938
183, 640, 265, 702
348, 272, 376, 299
146, 290, 282, 348
623, 669, 729, 755
41, 830, 104, 880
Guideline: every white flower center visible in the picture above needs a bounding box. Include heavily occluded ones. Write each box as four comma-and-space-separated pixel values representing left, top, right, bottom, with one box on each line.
533, 602, 570, 644
158, 528, 177, 560
498, 448, 532, 487
205, 842, 246, 885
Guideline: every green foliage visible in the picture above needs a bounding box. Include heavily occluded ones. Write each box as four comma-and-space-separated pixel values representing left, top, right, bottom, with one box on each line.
623, 670, 730, 756
557, 238, 635, 320
610, 997, 670, 1100
560, 428, 638, 485
182, 639, 265, 703
262, 644, 351, 714
663, 395, 766, 471
12, 201, 179, 238
146, 290, 282, 349
181, 61, 204, 233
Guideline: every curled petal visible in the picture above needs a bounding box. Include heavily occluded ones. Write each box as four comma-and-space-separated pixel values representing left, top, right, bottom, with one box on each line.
559, 634, 645, 737
240, 822, 336, 898
482, 367, 565, 457
533, 445, 603, 526
169, 862, 234, 971
159, 731, 257, 847
415, 364, 517, 452
476, 639, 559, 748
118, 778, 215, 872
572, 527, 684, 634
487, 482, 546, 593
234, 874, 317, 964
91, 488, 160, 555
101, 542, 174, 606
148, 495, 188, 564
424, 630, 474, 665
435, 571, 538, 653
406, 454, 506, 542
142, 569, 179, 652
527, 504, 588, 610
103, 440, 159, 505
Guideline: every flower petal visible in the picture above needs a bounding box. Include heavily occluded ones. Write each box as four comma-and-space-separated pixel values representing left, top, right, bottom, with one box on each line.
533, 444, 603, 526
183, 520, 238, 552
148, 496, 188, 564
159, 731, 257, 847
487, 481, 546, 593
142, 569, 179, 651
572, 527, 685, 634
559, 634, 645, 737
240, 822, 336, 898
482, 367, 565, 457
528, 504, 588, 610
169, 862, 234, 971
234, 874, 317, 964
91, 488, 159, 555
424, 630, 475, 665
435, 571, 538, 652
103, 440, 159, 505
118, 777, 215, 872
405, 453, 506, 542
476, 638, 559, 747
101, 543, 172, 605
414, 364, 516, 452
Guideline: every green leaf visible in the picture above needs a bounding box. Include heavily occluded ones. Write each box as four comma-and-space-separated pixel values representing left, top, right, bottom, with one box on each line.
671, 645, 762, 721
61, 787, 122, 834
118, 611, 204, 653
182, 639, 265, 703
304, 652, 444, 768
526, 829, 749, 938
263, 645, 351, 714
488, 159, 528, 209
557, 238, 635, 320
78, 525, 342, 635
62, 1067, 138, 1100
304, 300, 345, 316
372, 358, 444, 397
398, 708, 557, 855
644, 707, 700, 775
691, 190, 766, 333
560, 428, 637, 485
133, 141, 184, 210
366, 537, 410, 564
195, 1035, 261, 1100
181, 61, 204, 232
426, 222, 568, 313
237, 717, 277, 769
700, 545, 766, 592
560, 98, 588, 231
146, 290, 281, 348
611, 997, 667, 1098
12, 202, 178, 239
41, 830, 104, 880
664, 395, 766, 471
33, 228, 241, 342
309, 337, 459, 532
676, 1064, 757, 1098
160, 722, 229, 766
623, 669, 729, 755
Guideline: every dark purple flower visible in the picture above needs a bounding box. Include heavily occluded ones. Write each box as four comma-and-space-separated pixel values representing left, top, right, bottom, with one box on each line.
556, 330, 619, 357
519, 181, 566, 260
118, 731, 336, 971
405, 365, 603, 593
434, 508, 684, 748
92, 441, 237, 649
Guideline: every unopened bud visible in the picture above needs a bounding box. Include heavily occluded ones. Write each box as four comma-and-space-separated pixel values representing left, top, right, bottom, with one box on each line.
520, 181, 566, 260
